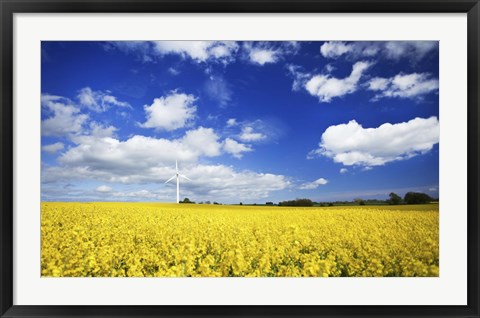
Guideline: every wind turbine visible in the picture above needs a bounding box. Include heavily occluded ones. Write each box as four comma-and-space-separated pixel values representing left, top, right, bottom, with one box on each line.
165, 160, 191, 203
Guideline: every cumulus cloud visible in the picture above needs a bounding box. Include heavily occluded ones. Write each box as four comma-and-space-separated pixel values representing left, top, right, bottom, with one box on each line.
104, 40, 301, 66
299, 178, 328, 190
173, 164, 290, 201
88, 122, 117, 138
226, 118, 237, 127
111, 189, 165, 199
42, 112, 289, 202
140, 91, 197, 131
41, 94, 88, 137
58, 126, 223, 177
96, 185, 112, 193
366, 77, 390, 91
309, 116, 439, 167
181, 127, 222, 157
297, 61, 372, 102
366, 72, 439, 100
223, 138, 253, 158
104, 41, 240, 65
153, 41, 239, 64
77, 87, 130, 112
42, 142, 64, 154
320, 42, 353, 58
43, 162, 289, 202
340, 168, 348, 174
249, 49, 278, 65
320, 41, 438, 62
239, 126, 266, 142
243, 41, 300, 65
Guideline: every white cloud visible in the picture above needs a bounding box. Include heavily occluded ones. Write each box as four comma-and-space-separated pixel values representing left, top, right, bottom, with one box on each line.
303, 61, 372, 102
324, 64, 335, 73
299, 178, 328, 190
340, 168, 348, 174
181, 127, 222, 157
96, 185, 112, 193
239, 126, 266, 142
103, 41, 153, 63
105, 40, 303, 67
153, 41, 239, 64
89, 122, 117, 138
223, 138, 253, 158
77, 87, 130, 112
105, 41, 240, 65
383, 41, 437, 61
175, 164, 290, 201
286, 64, 310, 91
41, 94, 88, 137
366, 73, 439, 100
227, 119, 283, 145
42, 113, 289, 201
309, 116, 439, 167
42, 142, 64, 154
249, 49, 278, 65
141, 92, 197, 131
243, 42, 300, 66
58, 126, 223, 178
320, 41, 437, 62
112, 189, 162, 199
320, 42, 352, 58
226, 118, 237, 126
366, 77, 390, 91
43, 163, 289, 202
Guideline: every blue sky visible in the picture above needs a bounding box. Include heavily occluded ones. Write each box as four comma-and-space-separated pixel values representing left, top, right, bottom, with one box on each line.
41, 41, 439, 203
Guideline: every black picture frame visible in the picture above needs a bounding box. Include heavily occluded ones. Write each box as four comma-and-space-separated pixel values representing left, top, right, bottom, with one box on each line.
1, 0, 479, 317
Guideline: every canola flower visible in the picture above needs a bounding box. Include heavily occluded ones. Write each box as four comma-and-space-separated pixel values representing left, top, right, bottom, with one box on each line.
41, 202, 439, 277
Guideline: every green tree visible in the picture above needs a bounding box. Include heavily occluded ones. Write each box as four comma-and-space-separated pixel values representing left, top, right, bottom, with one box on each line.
388, 192, 402, 205
404, 192, 432, 204
354, 198, 365, 205
180, 197, 194, 204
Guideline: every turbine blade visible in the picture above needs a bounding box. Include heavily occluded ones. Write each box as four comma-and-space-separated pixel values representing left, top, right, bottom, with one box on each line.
179, 174, 191, 181
165, 175, 176, 184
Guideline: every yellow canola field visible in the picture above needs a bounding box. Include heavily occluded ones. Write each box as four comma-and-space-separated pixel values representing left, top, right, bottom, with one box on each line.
41, 202, 439, 277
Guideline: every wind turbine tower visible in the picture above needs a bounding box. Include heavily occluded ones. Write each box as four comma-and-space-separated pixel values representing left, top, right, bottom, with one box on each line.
165, 160, 191, 203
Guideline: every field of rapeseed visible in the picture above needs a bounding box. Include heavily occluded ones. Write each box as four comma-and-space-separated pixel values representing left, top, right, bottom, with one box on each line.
41, 202, 439, 277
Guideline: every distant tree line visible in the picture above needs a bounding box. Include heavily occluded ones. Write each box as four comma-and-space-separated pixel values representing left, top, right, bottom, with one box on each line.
179, 192, 437, 207
183, 198, 222, 205
278, 198, 314, 207
272, 192, 436, 207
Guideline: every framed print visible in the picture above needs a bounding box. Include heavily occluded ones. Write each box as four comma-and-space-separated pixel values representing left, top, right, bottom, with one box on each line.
1, 0, 479, 317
